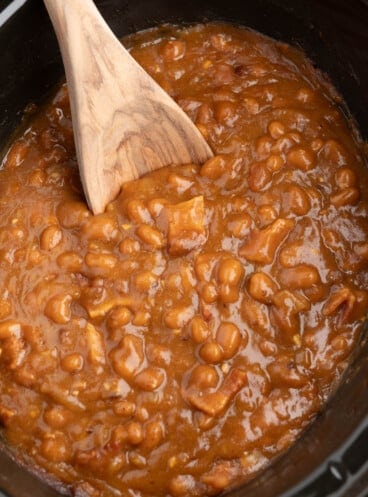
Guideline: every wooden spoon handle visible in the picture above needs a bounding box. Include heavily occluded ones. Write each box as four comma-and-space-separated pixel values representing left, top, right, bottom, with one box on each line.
44, 0, 213, 214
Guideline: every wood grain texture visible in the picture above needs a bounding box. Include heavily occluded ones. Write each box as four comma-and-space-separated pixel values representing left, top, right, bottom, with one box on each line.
43, 0, 213, 214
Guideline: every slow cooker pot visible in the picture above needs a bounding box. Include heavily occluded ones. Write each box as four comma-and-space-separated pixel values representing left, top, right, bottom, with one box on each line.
0, 1, 367, 496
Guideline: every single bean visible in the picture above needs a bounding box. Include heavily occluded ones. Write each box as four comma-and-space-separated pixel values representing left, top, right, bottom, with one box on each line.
82, 214, 118, 242
107, 306, 131, 332
113, 400, 136, 417
248, 162, 271, 192
199, 342, 223, 364
214, 101, 237, 124
61, 353, 84, 373
57, 251, 83, 272
119, 238, 141, 254
45, 294, 72, 324
190, 316, 210, 344
335, 167, 357, 189
164, 305, 194, 330
109, 335, 144, 380
44, 406, 71, 429
200, 155, 226, 179
216, 322, 241, 359
126, 199, 152, 224
200, 282, 218, 304
279, 264, 320, 289
268, 120, 286, 139
136, 224, 165, 249
266, 154, 284, 172
258, 205, 278, 225
85, 252, 117, 272
287, 147, 315, 171
189, 364, 219, 389
323, 139, 348, 166
134, 367, 165, 391
126, 421, 144, 445
248, 272, 278, 303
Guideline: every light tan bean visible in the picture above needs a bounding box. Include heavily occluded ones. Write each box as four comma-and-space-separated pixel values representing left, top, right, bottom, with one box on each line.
200, 155, 226, 179
86, 323, 106, 367
248, 272, 278, 303
57, 251, 83, 272
169, 475, 196, 497
202, 463, 232, 491
82, 214, 118, 242
287, 147, 315, 170
107, 306, 131, 332
126, 421, 144, 445
195, 102, 212, 125
0, 320, 21, 340
61, 353, 84, 373
147, 198, 168, 218
164, 305, 194, 329
136, 224, 165, 249
44, 406, 71, 429
219, 284, 240, 303
189, 364, 219, 389
199, 342, 223, 364
45, 294, 72, 324
132, 310, 150, 327
113, 400, 136, 417
216, 322, 241, 359
40, 225, 62, 250
195, 253, 219, 281
258, 205, 278, 225
133, 271, 159, 293
266, 154, 285, 173
134, 367, 165, 391
119, 238, 140, 254
200, 282, 218, 304
143, 419, 163, 450
218, 258, 244, 287
126, 199, 152, 224
248, 162, 272, 192
279, 264, 320, 289
190, 316, 210, 344
268, 121, 286, 139
109, 335, 144, 380
85, 252, 117, 273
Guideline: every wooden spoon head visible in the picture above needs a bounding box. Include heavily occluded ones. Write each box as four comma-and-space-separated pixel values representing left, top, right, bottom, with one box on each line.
44, 0, 213, 215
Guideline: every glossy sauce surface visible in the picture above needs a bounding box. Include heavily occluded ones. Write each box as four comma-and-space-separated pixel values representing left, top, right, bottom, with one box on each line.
0, 23, 368, 497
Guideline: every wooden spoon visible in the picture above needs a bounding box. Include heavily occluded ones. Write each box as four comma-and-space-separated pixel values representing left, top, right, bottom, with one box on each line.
43, 0, 213, 214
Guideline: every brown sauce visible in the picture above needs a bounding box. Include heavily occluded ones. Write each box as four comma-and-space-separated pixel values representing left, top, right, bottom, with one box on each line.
0, 22, 368, 497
